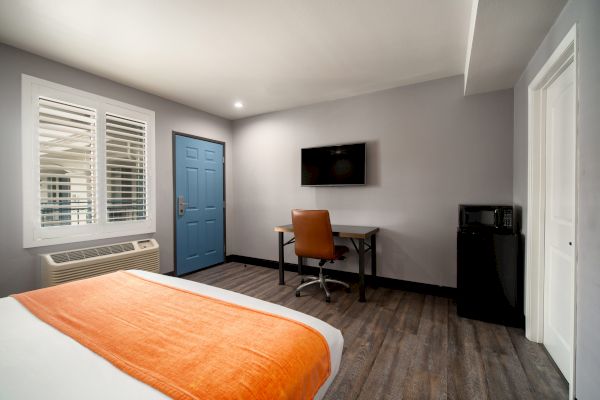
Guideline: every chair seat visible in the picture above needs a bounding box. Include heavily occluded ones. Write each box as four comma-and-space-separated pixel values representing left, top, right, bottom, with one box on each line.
334, 245, 349, 259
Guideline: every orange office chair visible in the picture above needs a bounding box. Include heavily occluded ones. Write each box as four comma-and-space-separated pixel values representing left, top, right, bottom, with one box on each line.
292, 209, 350, 303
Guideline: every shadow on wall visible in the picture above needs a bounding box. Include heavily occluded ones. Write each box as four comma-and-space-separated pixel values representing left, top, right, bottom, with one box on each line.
366, 140, 381, 187
377, 230, 446, 285
282, 225, 449, 287
514, 205, 523, 233
285, 138, 456, 287
309, 140, 381, 211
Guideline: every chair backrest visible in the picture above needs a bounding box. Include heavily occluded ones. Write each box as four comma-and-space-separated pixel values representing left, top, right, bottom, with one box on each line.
291, 209, 335, 260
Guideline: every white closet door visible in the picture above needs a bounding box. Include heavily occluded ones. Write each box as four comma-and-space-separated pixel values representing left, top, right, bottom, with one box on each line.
543, 60, 576, 381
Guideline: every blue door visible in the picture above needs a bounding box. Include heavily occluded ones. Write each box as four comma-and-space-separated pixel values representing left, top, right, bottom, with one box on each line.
175, 135, 224, 275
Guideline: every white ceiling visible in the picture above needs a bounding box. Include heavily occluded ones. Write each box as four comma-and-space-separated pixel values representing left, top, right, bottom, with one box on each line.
0, 0, 566, 119
0, 0, 472, 119
464, 0, 567, 95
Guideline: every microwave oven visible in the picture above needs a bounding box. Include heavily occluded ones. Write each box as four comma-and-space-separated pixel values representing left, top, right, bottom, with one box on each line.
459, 205, 514, 232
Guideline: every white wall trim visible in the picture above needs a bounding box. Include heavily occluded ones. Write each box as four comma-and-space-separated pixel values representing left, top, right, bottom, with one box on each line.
526, 23, 577, 398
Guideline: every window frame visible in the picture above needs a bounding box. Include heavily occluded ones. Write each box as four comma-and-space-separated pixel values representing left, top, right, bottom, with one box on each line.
22, 75, 156, 248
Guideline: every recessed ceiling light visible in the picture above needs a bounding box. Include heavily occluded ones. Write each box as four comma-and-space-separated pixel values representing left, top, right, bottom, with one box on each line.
234, 101, 244, 109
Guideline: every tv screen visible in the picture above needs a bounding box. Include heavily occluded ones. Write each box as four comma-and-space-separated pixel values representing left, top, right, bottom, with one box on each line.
301, 143, 366, 186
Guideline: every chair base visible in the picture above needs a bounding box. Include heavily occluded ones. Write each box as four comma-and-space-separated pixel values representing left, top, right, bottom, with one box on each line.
296, 267, 350, 303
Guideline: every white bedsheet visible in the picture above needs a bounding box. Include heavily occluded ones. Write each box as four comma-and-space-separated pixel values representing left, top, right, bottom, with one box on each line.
0, 270, 343, 399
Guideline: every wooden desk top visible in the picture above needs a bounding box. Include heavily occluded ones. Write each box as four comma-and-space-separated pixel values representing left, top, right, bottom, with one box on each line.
274, 224, 379, 239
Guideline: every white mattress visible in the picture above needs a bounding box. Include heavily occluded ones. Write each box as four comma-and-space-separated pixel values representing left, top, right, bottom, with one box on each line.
0, 270, 343, 399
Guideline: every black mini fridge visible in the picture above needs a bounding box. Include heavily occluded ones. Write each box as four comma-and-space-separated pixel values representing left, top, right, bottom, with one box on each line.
457, 205, 524, 327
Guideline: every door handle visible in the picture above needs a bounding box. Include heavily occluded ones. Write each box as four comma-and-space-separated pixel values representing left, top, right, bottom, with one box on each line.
178, 195, 187, 216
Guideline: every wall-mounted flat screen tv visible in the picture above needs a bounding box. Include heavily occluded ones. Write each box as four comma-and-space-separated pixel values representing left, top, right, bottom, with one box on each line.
301, 143, 366, 186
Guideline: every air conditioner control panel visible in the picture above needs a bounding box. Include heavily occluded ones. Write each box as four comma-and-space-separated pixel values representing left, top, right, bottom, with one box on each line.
137, 239, 157, 250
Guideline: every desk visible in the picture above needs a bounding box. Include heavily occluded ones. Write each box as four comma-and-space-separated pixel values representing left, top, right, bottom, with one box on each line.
274, 224, 379, 302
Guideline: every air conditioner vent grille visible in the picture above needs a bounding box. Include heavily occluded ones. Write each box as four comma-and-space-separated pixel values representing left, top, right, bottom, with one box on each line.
51, 253, 70, 264
98, 247, 112, 256
68, 251, 85, 261
42, 239, 159, 287
50, 243, 136, 264
83, 249, 99, 258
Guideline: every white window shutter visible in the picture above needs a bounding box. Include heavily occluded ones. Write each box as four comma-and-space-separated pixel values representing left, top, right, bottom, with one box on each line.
23, 75, 155, 247
105, 113, 147, 222
38, 97, 97, 227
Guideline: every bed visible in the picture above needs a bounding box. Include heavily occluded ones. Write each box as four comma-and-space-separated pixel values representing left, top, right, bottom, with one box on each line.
0, 270, 343, 399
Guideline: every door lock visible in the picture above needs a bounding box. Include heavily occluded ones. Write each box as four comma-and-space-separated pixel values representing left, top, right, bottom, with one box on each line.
178, 195, 187, 216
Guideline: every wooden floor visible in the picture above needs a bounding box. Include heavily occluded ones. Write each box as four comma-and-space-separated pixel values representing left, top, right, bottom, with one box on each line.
184, 262, 568, 400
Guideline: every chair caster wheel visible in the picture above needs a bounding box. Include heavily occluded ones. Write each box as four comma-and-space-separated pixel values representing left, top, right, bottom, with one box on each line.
325, 296, 331, 303
295, 291, 300, 297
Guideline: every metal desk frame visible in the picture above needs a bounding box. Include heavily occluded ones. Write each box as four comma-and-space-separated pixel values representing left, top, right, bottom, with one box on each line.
274, 224, 379, 302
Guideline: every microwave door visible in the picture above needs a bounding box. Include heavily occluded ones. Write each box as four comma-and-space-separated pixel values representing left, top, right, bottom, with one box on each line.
465, 209, 496, 228
478, 210, 496, 227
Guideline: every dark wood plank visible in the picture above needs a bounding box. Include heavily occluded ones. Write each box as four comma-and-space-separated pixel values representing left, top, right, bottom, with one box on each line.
447, 301, 489, 400
184, 263, 568, 400
356, 291, 424, 400
473, 319, 535, 400
507, 327, 568, 400
320, 288, 403, 400
398, 295, 449, 400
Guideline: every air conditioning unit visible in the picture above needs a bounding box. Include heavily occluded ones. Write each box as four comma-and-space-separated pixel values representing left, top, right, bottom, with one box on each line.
41, 239, 160, 287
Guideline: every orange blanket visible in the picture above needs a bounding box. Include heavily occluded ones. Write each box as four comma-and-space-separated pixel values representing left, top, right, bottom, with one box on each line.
13, 271, 330, 400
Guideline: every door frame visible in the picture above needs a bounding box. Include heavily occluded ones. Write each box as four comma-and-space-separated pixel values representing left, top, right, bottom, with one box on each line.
172, 131, 226, 276
525, 24, 577, 397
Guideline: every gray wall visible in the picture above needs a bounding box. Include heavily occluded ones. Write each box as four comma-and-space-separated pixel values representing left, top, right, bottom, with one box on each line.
0, 44, 234, 297
231, 76, 513, 288
512, 0, 600, 398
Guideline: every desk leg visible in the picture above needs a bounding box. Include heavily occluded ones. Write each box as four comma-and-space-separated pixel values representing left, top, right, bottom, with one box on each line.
359, 238, 366, 302
278, 232, 284, 285
371, 234, 377, 285
298, 256, 303, 276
